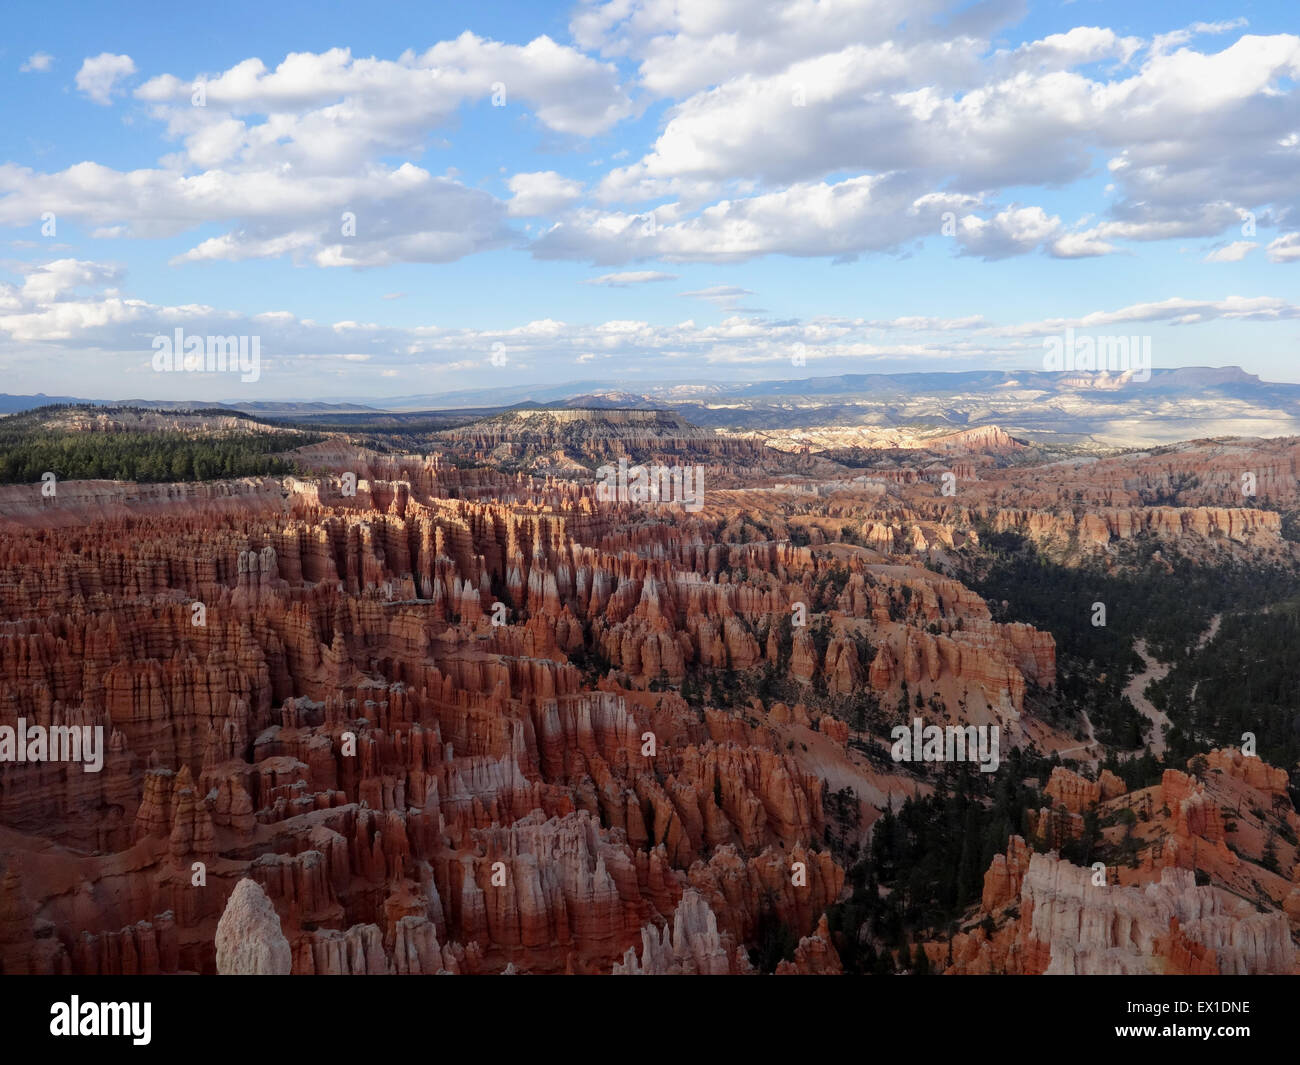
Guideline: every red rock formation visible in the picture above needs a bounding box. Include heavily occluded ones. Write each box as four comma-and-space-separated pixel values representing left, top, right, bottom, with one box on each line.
1206, 747, 1290, 796
0, 458, 866, 975
612, 889, 752, 975
1008, 853, 1293, 975
981, 835, 1032, 912
1044, 767, 1125, 813
776, 914, 843, 974
8, 424, 1291, 978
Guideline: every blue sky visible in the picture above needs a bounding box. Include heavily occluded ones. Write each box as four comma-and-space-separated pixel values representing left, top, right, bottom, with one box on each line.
0, 0, 1296, 401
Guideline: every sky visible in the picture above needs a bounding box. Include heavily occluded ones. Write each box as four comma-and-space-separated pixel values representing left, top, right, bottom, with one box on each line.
0, 0, 1297, 402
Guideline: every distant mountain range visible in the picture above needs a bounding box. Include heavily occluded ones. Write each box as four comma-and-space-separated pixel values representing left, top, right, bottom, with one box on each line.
337, 365, 1289, 408
4, 367, 1299, 446
0, 394, 385, 415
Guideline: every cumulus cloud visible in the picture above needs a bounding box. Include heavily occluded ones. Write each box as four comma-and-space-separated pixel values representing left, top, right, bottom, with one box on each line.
75, 53, 136, 104
20, 52, 53, 74
135, 36, 632, 146
0, 157, 514, 268
1266, 232, 1300, 263
507, 171, 584, 216
955, 206, 1064, 261
606, 32, 1300, 200
538, 176, 908, 263
0, 38, 638, 269
582, 24, 1300, 268
534, 176, 1103, 264
18, 259, 124, 303
2, 7, 1298, 331
570, 0, 1001, 99
1001, 27, 1142, 72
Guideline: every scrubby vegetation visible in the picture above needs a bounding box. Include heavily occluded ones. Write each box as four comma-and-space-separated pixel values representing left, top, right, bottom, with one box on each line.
828, 754, 1048, 973
1152, 599, 1300, 776
963, 529, 1300, 755
0, 405, 323, 483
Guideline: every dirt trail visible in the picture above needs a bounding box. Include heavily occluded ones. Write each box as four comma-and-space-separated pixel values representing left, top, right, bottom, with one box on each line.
1125, 641, 1172, 757
1124, 614, 1220, 759
1057, 708, 1100, 766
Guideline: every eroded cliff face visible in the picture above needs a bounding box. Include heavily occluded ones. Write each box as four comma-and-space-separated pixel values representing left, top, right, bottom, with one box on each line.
961, 852, 1295, 976
1016, 855, 1291, 975
5, 422, 1292, 976
757, 431, 1300, 567
945, 751, 1300, 975
0, 452, 884, 974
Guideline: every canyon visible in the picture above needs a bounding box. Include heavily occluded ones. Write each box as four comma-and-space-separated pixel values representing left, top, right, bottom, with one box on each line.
0, 406, 1297, 975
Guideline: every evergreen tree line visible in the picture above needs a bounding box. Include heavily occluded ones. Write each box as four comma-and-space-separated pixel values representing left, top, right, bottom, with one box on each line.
965, 529, 1300, 754
827, 753, 1049, 973
0, 428, 322, 484
1151, 599, 1300, 778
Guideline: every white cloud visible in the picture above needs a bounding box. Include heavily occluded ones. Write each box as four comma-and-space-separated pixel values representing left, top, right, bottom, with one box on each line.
535, 176, 1097, 264
76, 53, 136, 105
0, 160, 513, 268
584, 27, 1300, 269
1151, 18, 1249, 57
976, 296, 1300, 338
2, 260, 1298, 397
583, 270, 677, 286
956, 206, 1064, 261
507, 171, 584, 216
1002, 27, 1142, 72
1202, 240, 1257, 262
540, 176, 902, 263
19, 259, 124, 303
135, 36, 631, 145
20, 52, 54, 74
679, 284, 754, 306
0, 38, 633, 269
624, 33, 1299, 198
570, 0, 999, 99
1266, 232, 1300, 263
1050, 231, 1119, 258
3, 13, 1298, 292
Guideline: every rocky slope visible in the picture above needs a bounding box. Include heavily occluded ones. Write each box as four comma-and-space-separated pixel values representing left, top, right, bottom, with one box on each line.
942, 751, 1300, 975
0, 451, 867, 973
2, 417, 1296, 976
